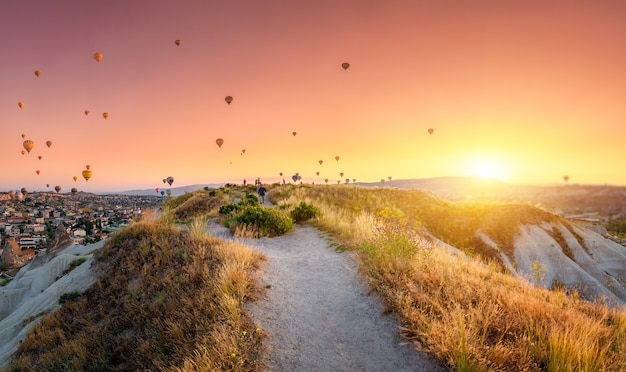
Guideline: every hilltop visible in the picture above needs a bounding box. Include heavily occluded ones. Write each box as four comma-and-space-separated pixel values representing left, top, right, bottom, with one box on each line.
1, 184, 625, 371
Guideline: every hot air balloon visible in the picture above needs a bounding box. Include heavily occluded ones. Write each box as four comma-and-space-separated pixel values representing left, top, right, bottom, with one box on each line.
36, 170, 40, 175
225, 96, 233, 105
335, 156, 340, 161
292, 175, 298, 182
23, 140, 34, 153
71, 187, 78, 195
216, 138, 224, 148
166, 189, 172, 196
18, 101, 24, 109
38, 156, 42, 160
316, 172, 320, 176
46, 140, 52, 148
162, 178, 167, 184
93, 52, 103, 62
20, 187, 27, 195
9, 190, 16, 198
161, 190, 165, 196
337, 180, 341, 184
345, 179, 350, 184
34, 70, 41, 77
324, 178, 329, 184
341, 62, 350, 70
155, 188, 160, 193
175, 39, 182, 46
21, 150, 25, 155
292, 131, 297, 136
86, 164, 91, 170
563, 175, 569, 182
102, 112, 109, 119
428, 128, 434, 135
388, 176, 392, 181
352, 178, 356, 183
242, 149, 246, 154
73, 176, 78, 182
54, 185, 61, 193
46, 184, 49, 188
16, 192, 24, 201
21, 134, 26, 138
84, 109, 90, 116
82, 169, 92, 181
167, 176, 174, 186
339, 172, 344, 177
319, 160, 323, 165
279, 172, 283, 177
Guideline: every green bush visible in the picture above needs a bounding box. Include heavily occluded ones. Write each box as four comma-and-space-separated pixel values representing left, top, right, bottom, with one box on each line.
232, 205, 294, 237
240, 193, 259, 206
291, 202, 320, 223
218, 203, 240, 215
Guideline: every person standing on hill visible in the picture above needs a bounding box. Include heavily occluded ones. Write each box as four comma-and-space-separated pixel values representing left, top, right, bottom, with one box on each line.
257, 183, 267, 204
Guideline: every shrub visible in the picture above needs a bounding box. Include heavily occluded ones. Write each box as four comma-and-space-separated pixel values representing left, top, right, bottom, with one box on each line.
231, 205, 294, 237
219, 203, 240, 215
240, 193, 259, 206
291, 201, 320, 223
59, 291, 81, 304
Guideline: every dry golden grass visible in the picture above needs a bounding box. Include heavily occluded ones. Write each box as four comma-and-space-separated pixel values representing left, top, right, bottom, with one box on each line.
4, 216, 265, 371
271, 184, 626, 371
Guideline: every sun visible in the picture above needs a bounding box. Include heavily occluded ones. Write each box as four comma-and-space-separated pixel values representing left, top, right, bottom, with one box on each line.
466, 156, 507, 180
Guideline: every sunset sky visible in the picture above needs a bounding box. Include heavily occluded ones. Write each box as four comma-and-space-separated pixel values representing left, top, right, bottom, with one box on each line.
2, 0, 625, 193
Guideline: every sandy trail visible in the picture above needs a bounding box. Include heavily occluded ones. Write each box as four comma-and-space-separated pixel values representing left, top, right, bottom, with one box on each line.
206, 220, 445, 371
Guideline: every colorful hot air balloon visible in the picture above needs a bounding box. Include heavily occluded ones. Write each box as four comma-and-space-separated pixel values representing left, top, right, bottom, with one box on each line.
34, 70, 41, 77
167, 176, 174, 186
155, 188, 160, 193
225, 96, 233, 105
335, 156, 340, 161
46, 184, 49, 188
84, 109, 90, 116
18, 101, 24, 109
341, 62, 350, 70
86, 164, 90, 170
21, 150, 25, 155
339, 172, 344, 177
316, 172, 320, 176
216, 138, 224, 148
161, 190, 165, 195
292, 174, 298, 182
388, 176, 392, 181
36, 170, 40, 175
71, 187, 78, 195
162, 178, 167, 184
319, 160, 323, 165
38, 156, 42, 160
9, 190, 16, 198
93, 52, 103, 62
324, 178, 329, 184
82, 169, 92, 181
345, 179, 350, 184
21, 134, 26, 138
46, 140, 52, 148
73, 176, 78, 182
23, 140, 34, 153
166, 189, 172, 196
242, 149, 246, 154
102, 112, 109, 119
279, 172, 283, 177
175, 39, 182, 46
292, 131, 297, 136
428, 128, 434, 135
54, 185, 61, 193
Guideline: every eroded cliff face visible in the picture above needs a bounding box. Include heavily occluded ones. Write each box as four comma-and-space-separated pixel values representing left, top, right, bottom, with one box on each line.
478, 222, 626, 304
1, 239, 34, 269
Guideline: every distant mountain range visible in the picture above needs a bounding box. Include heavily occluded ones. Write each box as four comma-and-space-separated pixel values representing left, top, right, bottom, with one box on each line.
107, 183, 226, 196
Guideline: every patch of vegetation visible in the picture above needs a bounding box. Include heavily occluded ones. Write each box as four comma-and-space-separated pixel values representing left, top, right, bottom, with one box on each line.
169, 190, 226, 221
290, 201, 320, 223
228, 205, 294, 238
59, 291, 81, 304
270, 184, 626, 371
5, 219, 264, 371
219, 203, 241, 215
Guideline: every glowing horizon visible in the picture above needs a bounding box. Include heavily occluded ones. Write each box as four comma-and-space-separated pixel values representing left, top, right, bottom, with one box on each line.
2, 1, 625, 193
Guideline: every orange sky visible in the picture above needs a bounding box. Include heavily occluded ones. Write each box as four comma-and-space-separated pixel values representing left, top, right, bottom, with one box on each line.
2, 0, 625, 192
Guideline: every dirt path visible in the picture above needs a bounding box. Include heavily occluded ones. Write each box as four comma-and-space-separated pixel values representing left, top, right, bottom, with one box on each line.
206, 221, 446, 371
